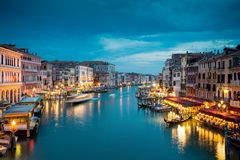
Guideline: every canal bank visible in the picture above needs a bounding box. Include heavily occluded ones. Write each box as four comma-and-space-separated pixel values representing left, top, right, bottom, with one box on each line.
2, 86, 240, 160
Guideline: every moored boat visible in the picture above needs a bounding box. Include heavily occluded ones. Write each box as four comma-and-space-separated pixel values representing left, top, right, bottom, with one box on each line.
164, 115, 192, 125
65, 93, 94, 103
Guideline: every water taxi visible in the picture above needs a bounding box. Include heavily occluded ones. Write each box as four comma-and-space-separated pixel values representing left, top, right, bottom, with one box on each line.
3, 104, 40, 137
65, 93, 93, 103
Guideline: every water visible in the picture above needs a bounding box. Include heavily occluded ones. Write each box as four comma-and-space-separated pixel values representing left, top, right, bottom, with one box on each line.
3, 86, 240, 160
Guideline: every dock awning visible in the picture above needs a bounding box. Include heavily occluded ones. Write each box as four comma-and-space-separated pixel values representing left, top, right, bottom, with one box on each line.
200, 109, 240, 123
4, 104, 35, 118
164, 97, 203, 107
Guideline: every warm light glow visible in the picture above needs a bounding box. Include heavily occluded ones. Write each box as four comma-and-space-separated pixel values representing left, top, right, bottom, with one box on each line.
223, 104, 226, 108
12, 120, 16, 126
220, 100, 223, 104
223, 89, 229, 94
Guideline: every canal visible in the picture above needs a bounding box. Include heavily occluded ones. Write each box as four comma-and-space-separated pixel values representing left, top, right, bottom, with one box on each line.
3, 86, 240, 160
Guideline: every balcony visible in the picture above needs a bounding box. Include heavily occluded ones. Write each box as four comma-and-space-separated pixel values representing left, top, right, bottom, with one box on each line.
0, 82, 22, 86
23, 68, 38, 72
230, 80, 240, 86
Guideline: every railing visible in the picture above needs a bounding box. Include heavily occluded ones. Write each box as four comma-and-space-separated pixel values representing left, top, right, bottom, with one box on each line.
0, 82, 22, 86
23, 68, 38, 72
230, 80, 240, 86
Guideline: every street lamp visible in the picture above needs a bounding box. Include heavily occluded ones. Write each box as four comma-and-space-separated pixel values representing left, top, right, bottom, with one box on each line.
10, 120, 17, 150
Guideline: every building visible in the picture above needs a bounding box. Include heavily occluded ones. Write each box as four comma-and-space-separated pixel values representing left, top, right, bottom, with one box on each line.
186, 53, 206, 97
20, 49, 42, 96
0, 44, 22, 103
51, 61, 79, 86
40, 61, 53, 90
162, 59, 173, 91
79, 61, 116, 86
75, 65, 94, 88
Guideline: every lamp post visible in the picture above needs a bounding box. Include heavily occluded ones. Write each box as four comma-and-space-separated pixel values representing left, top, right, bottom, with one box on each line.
32, 87, 36, 97
10, 120, 17, 150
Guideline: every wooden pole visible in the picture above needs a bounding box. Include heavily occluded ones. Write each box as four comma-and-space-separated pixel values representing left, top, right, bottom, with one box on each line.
27, 118, 30, 138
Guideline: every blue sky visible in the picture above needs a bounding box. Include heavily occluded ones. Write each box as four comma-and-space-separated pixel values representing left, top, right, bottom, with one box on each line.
0, 0, 240, 74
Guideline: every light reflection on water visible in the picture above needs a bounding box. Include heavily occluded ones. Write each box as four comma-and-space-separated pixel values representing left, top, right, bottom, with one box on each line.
2, 86, 240, 160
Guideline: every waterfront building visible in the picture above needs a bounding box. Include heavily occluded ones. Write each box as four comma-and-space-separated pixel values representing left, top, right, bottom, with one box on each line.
40, 61, 53, 90
79, 61, 116, 86
172, 67, 181, 97
172, 54, 187, 97
162, 59, 173, 93
20, 49, 42, 96
0, 44, 22, 103
186, 53, 210, 97
75, 65, 94, 88
197, 54, 218, 100
51, 61, 79, 86
215, 47, 240, 108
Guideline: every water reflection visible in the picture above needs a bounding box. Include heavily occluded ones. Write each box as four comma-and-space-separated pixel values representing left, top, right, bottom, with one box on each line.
139, 107, 239, 160
2, 87, 240, 160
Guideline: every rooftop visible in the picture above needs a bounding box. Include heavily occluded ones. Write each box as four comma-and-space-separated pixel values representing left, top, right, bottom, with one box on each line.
4, 104, 35, 115
20, 96, 42, 103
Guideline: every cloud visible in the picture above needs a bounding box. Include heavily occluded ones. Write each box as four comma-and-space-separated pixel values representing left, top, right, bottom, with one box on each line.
113, 51, 171, 63
109, 39, 240, 74
99, 37, 159, 51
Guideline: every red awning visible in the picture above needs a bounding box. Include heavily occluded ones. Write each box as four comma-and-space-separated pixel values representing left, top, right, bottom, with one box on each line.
228, 106, 240, 113
200, 109, 240, 123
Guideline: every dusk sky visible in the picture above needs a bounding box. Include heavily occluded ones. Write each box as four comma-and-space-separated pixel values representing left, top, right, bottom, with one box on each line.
1, 0, 240, 74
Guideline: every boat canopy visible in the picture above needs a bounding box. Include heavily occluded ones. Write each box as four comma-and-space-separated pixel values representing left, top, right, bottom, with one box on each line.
4, 104, 35, 118
20, 96, 42, 103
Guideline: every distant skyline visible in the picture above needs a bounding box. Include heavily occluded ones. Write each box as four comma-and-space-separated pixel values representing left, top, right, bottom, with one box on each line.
0, 0, 240, 74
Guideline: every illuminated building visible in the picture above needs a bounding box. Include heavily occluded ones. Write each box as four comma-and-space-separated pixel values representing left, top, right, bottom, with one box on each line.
0, 44, 22, 103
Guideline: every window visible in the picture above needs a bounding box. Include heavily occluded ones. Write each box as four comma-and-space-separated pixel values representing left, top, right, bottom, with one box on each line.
222, 61, 225, 69
198, 73, 201, 79
213, 84, 216, 91
218, 62, 220, 69
228, 74, 232, 84
173, 81, 176, 86
217, 75, 220, 83
213, 72, 216, 79
234, 72, 237, 80
203, 73, 205, 79
229, 59, 232, 68
221, 74, 225, 83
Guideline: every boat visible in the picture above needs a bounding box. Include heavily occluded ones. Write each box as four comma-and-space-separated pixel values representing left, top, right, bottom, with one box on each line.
164, 115, 192, 125
95, 88, 108, 93
3, 104, 40, 137
65, 93, 93, 103
152, 104, 171, 112
0, 145, 7, 156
